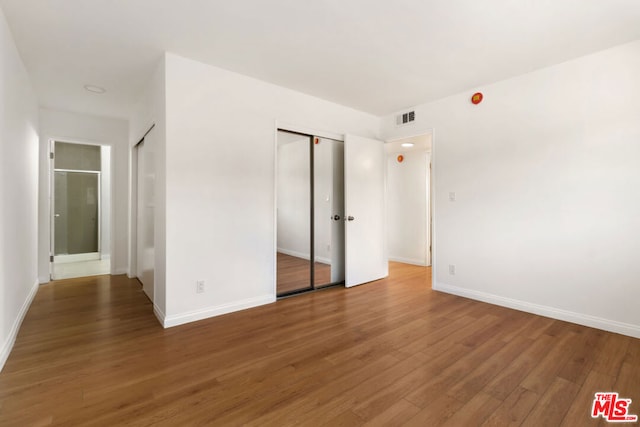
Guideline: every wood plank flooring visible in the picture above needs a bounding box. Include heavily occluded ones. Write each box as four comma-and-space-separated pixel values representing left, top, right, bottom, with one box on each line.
1, 263, 639, 426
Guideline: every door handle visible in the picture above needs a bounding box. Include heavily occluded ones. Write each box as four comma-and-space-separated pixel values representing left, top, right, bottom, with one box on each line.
332, 214, 341, 221
54, 214, 61, 217
345, 216, 355, 221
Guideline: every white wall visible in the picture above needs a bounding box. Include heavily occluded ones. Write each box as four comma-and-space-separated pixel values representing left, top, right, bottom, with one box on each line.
386, 150, 430, 266
0, 7, 39, 371
382, 40, 640, 338
38, 109, 129, 281
159, 52, 379, 326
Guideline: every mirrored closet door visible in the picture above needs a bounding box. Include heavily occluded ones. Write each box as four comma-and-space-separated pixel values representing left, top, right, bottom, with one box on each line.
276, 130, 345, 296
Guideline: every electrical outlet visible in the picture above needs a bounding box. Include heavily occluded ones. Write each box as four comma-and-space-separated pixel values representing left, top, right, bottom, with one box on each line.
196, 280, 205, 293
448, 265, 456, 275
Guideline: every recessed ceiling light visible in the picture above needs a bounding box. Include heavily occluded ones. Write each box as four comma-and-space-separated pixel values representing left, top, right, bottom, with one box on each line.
401, 142, 414, 147
84, 84, 106, 94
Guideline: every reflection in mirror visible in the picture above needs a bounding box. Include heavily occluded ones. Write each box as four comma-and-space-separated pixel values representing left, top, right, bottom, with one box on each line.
276, 131, 312, 295
314, 138, 345, 287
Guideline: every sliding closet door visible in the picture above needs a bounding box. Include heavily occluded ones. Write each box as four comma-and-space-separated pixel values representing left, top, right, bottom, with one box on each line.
276, 131, 384, 294
313, 137, 345, 287
136, 132, 155, 301
344, 135, 388, 287
276, 131, 313, 295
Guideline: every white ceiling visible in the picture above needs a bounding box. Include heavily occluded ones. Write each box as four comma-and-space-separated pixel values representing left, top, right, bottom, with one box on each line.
2, 1, 639, 120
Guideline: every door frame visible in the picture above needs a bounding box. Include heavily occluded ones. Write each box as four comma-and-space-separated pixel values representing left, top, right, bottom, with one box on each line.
48, 138, 112, 280
53, 169, 101, 263
385, 129, 436, 287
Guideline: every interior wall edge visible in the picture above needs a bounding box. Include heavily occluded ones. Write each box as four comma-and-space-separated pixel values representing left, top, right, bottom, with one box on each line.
435, 281, 640, 339
153, 304, 166, 328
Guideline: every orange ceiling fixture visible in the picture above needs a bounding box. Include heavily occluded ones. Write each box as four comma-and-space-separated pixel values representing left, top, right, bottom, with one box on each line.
471, 92, 483, 105
397, 155, 404, 163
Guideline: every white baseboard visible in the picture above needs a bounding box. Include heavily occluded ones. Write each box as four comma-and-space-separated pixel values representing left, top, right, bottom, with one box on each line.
38, 275, 50, 284
54, 252, 100, 263
314, 256, 331, 265
277, 249, 331, 265
277, 248, 310, 260
435, 281, 640, 339
111, 267, 128, 275
161, 295, 276, 328
389, 256, 429, 267
0, 279, 39, 372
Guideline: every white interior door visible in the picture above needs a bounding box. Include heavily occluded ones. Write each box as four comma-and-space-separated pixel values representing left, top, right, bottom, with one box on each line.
136, 134, 155, 301
344, 134, 388, 287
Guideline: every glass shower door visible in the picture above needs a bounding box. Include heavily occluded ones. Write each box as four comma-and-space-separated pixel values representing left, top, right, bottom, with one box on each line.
54, 171, 99, 256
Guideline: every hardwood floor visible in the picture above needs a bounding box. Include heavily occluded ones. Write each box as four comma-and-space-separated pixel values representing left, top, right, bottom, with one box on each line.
277, 252, 332, 294
1, 263, 638, 426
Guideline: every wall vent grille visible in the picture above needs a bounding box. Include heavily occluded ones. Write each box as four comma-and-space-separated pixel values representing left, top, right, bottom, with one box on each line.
396, 110, 416, 126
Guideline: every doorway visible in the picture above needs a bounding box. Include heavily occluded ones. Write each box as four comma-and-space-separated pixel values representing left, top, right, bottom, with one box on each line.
385, 133, 432, 267
276, 130, 345, 296
50, 141, 111, 279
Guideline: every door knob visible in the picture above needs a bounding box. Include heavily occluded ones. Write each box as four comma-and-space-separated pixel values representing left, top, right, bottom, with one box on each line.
54, 214, 61, 217
346, 216, 355, 221
332, 214, 341, 221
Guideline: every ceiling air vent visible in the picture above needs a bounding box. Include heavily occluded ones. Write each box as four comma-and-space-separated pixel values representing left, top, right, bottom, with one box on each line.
396, 110, 416, 126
